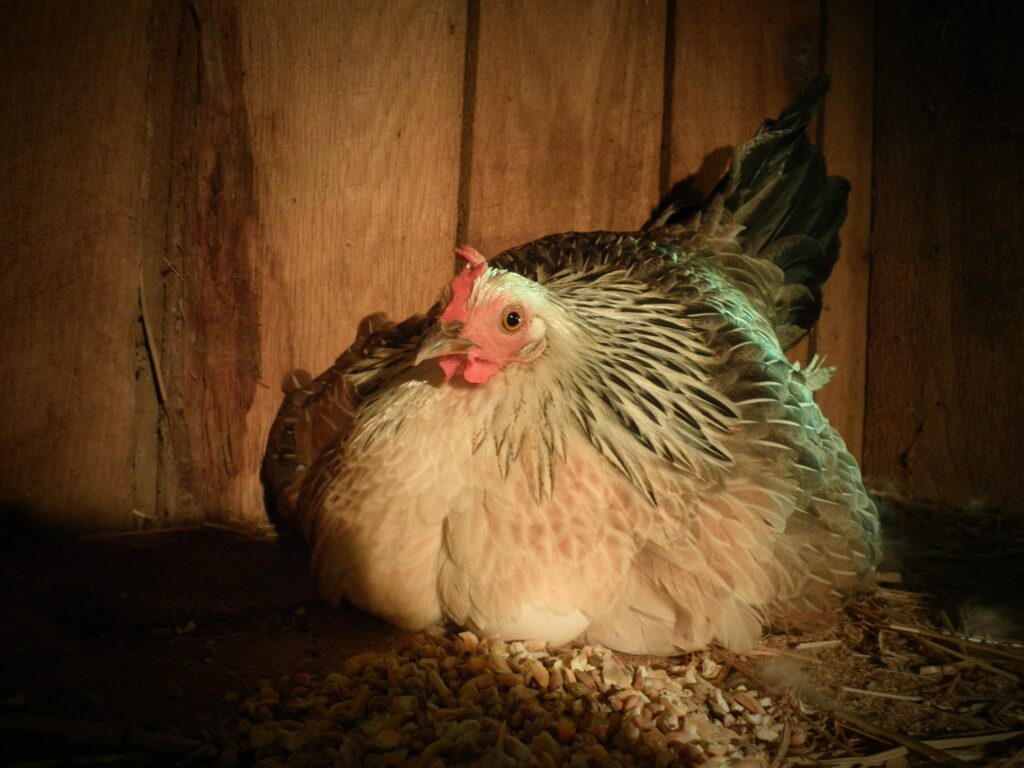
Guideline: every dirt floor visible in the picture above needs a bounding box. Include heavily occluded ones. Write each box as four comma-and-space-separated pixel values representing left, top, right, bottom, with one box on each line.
0, 527, 410, 765
0, 501, 1022, 766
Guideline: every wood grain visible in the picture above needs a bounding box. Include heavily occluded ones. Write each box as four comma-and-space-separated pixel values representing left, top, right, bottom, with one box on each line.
160, 0, 259, 525
670, 0, 820, 197
465, 0, 667, 257
0, 1, 154, 529
670, 0, 821, 368
812, 0, 874, 462
160, 1, 467, 523
866, 2, 1024, 511
13, 2, 1019, 528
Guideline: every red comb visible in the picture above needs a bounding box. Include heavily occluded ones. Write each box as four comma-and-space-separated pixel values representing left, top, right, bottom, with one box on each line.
441, 245, 487, 323
454, 245, 486, 269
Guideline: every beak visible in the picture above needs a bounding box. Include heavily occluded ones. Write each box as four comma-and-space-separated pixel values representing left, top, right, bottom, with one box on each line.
414, 323, 479, 366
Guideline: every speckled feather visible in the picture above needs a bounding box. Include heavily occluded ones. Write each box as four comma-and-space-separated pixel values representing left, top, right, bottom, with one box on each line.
263, 78, 879, 654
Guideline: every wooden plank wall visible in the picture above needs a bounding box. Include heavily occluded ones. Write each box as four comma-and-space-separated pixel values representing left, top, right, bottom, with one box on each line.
866, 2, 1024, 513
157, 0, 466, 522
0, 0, 888, 530
0, 1, 157, 530
465, 0, 665, 255
813, 0, 873, 462
671, 1, 806, 416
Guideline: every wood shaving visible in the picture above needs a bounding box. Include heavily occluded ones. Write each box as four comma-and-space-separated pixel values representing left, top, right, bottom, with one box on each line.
217, 583, 1024, 767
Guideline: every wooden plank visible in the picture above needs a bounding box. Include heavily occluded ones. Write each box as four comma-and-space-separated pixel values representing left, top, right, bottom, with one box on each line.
160, 1, 466, 523
812, 0, 874, 462
465, 0, 667, 257
134, 2, 181, 526
0, 1, 154, 530
670, 0, 821, 368
670, 0, 821, 197
866, 2, 1024, 511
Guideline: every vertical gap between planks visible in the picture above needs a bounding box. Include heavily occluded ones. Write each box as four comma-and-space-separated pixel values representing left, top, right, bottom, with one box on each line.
456, 0, 481, 249
134, 0, 181, 527
861, 0, 879, 469
806, 0, 829, 365
816, 0, 828, 146
658, 0, 677, 198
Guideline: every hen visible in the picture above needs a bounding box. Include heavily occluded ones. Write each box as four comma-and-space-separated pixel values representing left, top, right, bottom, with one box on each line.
264, 78, 880, 654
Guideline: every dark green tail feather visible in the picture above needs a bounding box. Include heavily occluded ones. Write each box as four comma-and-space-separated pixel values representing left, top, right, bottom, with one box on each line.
721, 76, 848, 336
655, 76, 849, 341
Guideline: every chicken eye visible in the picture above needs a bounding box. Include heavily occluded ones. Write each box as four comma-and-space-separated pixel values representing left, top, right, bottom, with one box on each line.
501, 307, 524, 333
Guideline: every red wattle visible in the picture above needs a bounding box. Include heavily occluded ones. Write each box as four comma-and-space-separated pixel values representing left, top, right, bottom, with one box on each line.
438, 356, 463, 384
463, 357, 500, 384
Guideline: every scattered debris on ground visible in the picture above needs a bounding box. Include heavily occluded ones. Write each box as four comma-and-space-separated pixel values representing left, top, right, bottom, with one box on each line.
218, 580, 1024, 767
226, 635, 784, 767
2, 520, 1022, 766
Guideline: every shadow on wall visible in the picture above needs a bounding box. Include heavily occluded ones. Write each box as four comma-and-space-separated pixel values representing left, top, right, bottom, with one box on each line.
648, 147, 735, 225
878, 498, 1024, 641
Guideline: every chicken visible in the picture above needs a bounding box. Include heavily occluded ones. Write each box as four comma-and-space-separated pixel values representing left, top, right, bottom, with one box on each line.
263, 78, 880, 654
